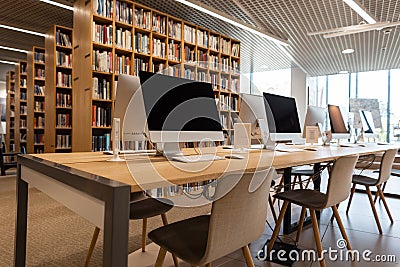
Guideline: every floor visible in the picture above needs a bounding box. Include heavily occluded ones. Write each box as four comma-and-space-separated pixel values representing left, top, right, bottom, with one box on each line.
2, 168, 400, 266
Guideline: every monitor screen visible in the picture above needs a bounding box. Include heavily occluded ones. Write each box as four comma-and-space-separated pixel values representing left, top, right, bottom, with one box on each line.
328, 104, 349, 133
360, 110, 376, 134
139, 71, 222, 139
263, 93, 301, 133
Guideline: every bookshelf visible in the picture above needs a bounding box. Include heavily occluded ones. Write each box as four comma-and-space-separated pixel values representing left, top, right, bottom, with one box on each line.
73, 0, 240, 151
27, 47, 46, 154
15, 61, 28, 153
5, 71, 16, 152
45, 25, 73, 153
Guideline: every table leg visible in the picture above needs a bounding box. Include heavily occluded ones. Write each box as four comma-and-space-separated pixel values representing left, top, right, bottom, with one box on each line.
14, 163, 28, 267
283, 167, 292, 234
313, 163, 321, 219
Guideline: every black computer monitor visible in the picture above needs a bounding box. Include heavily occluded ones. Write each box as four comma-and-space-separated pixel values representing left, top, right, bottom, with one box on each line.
139, 71, 223, 144
328, 104, 350, 139
263, 92, 301, 141
359, 110, 376, 138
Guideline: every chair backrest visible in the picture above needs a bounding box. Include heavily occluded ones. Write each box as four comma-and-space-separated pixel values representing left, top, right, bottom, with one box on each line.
200, 168, 275, 264
377, 148, 398, 185
324, 155, 359, 208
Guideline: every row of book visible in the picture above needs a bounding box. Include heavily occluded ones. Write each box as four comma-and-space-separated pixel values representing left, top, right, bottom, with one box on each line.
20, 92, 27, 101
166, 65, 181, 77
20, 105, 27, 115
152, 13, 166, 35
210, 35, 219, 51
56, 30, 72, 47
184, 69, 195, 80
220, 39, 231, 55
34, 133, 44, 145
56, 93, 72, 108
168, 20, 182, 40
232, 43, 240, 57
209, 55, 219, 70
20, 64, 27, 74
221, 77, 228, 91
93, 50, 113, 73
122, 140, 148, 150
135, 32, 150, 54
133, 58, 149, 76
34, 101, 45, 112
34, 52, 45, 63
231, 78, 240, 93
56, 51, 72, 68
93, 77, 112, 100
184, 46, 195, 63
92, 22, 113, 45
197, 30, 208, 48
210, 73, 218, 90
184, 25, 196, 44
153, 38, 166, 58
220, 113, 228, 129
20, 133, 27, 142
57, 72, 72, 87
221, 57, 230, 72
197, 51, 208, 68
35, 68, 45, 79
135, 8, 151, 30
116, 0, 133, 24
92, 105, 112, 127
20, 119, 27, 128
34, 116, 45, 128
115, 28, 132, 50
219, 94, 238, 111
168, 41, 181, 61
232, 60, 240, 73
57, 114, 71, 128
20, 79, 27, 87
57, 135, 71, 149
197, 71, 209, 82
93, 0, 113, 18
34, 85, 45, 95
92, 134, 111, 151
114, 55, 131, 75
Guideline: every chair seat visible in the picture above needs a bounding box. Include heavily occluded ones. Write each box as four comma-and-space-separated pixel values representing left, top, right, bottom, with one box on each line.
148, 215, 210, 264
274, 189, 327, 210
291, 169, 314, 176
130, 198, 173, 220
352, 174, 378, 186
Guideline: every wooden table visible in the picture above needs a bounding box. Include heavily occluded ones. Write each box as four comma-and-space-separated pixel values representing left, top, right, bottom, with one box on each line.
14, 143, 397, 266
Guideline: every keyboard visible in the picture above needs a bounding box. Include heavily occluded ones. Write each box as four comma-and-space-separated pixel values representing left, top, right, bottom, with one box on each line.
170, 154, 224, 163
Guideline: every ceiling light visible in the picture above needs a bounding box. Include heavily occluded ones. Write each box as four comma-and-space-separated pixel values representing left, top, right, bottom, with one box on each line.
0, 24, 46, 37
39, 0, 74, 11
0, 60, 18, 65
339, 70, 349, 74
0, 45, 28, 53
174, 0, 289, 47
342, 48, 354, 54
343, 0, 376, 24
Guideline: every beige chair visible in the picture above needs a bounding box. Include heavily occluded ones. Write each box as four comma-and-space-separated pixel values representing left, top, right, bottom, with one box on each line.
148, 168, 276, 267
346, 148, 397, 234
85, 193, 178, 267
268, 155, 359, 267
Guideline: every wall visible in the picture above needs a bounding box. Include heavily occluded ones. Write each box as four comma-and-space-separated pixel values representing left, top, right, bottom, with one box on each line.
291, 67, 307, 128
0, 81, 6, 98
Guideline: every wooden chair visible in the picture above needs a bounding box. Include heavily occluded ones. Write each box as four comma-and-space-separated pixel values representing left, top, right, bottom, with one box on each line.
346, 148, 397, 234
85, 193, 178, 267
0, 142, 20, 176
268, 155, 359, 267
148, 168, 276, 267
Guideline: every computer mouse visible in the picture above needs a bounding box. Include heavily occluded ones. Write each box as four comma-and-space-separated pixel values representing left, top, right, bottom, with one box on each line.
225, 154, 245, 159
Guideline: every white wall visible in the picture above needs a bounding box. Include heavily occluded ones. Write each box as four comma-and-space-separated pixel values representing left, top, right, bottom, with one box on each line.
291, 67, 307, 128
0, 81, 6, 98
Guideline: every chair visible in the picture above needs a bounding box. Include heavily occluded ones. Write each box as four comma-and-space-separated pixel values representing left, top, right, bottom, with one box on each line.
0, 142, 20, 176
148, 168, 276, 267
85, 193, 178, 267
268, 155, 359, 267
346, 148, 397, 234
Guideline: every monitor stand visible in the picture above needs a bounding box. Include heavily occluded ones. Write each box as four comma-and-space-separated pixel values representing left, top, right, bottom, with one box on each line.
155, 142, 183, 158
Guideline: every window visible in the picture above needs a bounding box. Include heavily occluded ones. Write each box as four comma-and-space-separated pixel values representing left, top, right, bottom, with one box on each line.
251, 69, 291, 96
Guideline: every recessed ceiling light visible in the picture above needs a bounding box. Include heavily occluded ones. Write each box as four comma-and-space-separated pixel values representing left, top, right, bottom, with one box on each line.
342, 48, 355, 54
0, 45, 28, 53
0, 24, 46, 37
0, 60, 18, 65
39, 0, 74, 11
339, 70, 349, 74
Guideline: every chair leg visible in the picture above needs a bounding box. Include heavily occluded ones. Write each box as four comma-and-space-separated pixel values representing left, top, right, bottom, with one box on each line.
242, 245, 255, 267
160, 214, 180, 267
377, 185, 394, 223
346, 183, 356, 215
142, 218, 147, 252
374, 181, 387, 203
309, 210, 326, 267
292, 175, 299, 190
85, 227, 100, 267
329, 204, 339, 223
296, 207, 307, 243
366, 186, 383, 234
273, 176, 284, 204
155, 247, 167, 267
331, 206, 352, 250
268, 194, 278, 223
305, 176, 312, 189
267, 200, 289, 254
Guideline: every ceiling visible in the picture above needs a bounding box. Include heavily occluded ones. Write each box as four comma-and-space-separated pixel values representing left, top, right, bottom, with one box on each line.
1, 0, 400, 81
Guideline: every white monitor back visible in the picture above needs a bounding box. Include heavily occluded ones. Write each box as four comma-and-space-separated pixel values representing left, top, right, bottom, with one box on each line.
302, 106, 326, 138
359, 110, 376, 139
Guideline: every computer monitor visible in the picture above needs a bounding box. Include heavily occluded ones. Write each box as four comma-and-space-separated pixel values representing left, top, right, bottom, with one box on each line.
139, 71, 223, 155
114, 75, 147, 142
262, 92, 302, 142
328, 104, 351, 140
302, 106, 326, 138
359, 110, 376, 139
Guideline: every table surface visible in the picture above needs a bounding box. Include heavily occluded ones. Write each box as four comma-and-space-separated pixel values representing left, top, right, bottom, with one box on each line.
30, 143, 397, 192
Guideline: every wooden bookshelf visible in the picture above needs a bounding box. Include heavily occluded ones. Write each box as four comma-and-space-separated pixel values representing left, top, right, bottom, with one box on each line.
73, 0, 240, 151
45, 25, 73, 153
5, 71, 16, 152
27, 47, 46, 153
15, 60, 28, 153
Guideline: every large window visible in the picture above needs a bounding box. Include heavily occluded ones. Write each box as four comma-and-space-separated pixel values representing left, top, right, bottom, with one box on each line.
390, 69, 400, 142
251, 69, 291, 96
